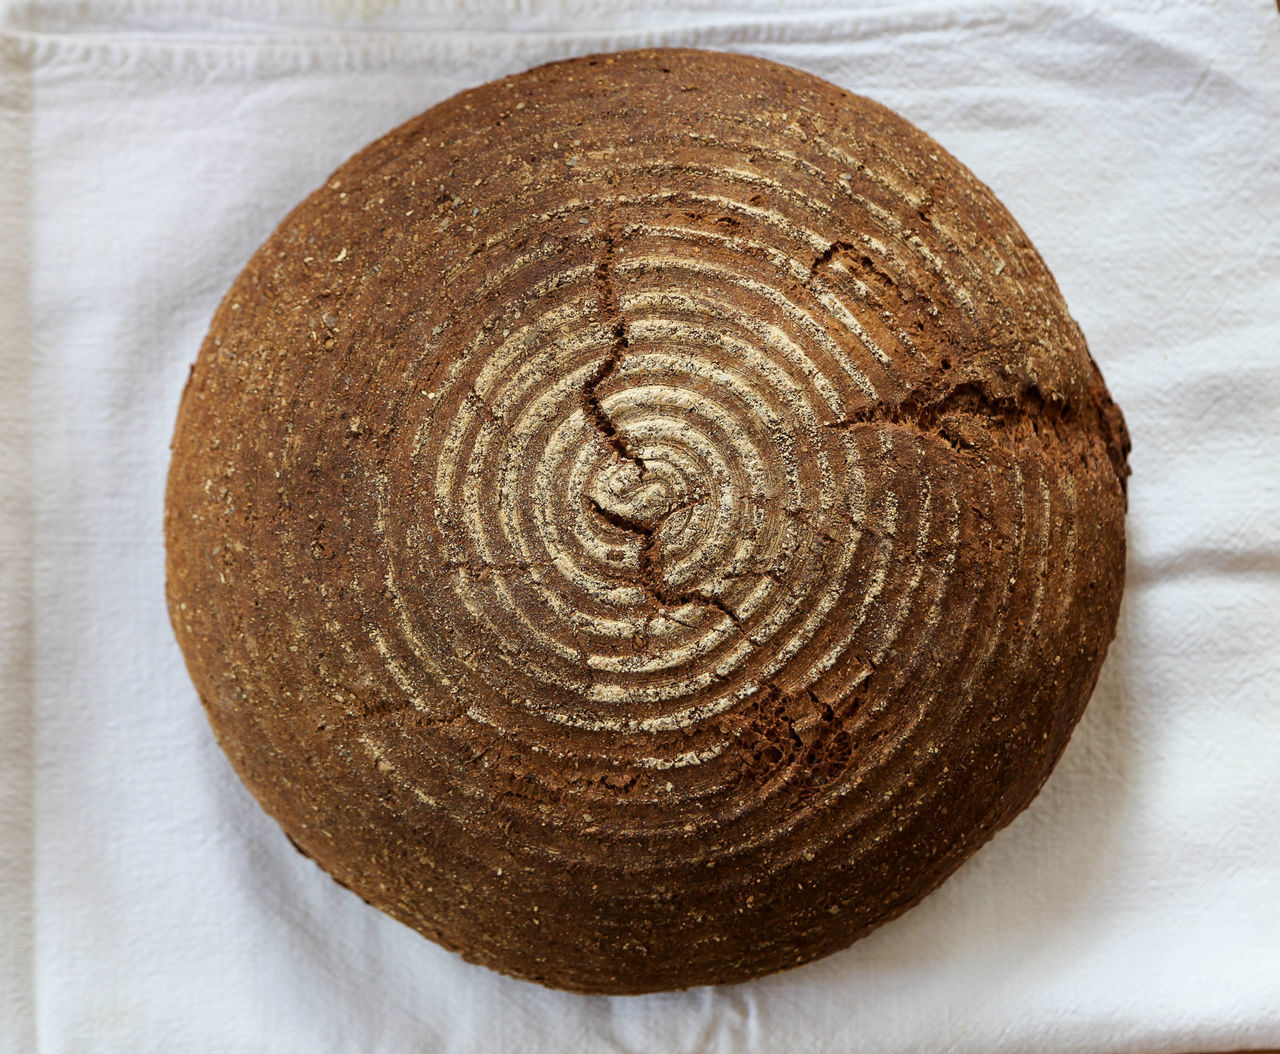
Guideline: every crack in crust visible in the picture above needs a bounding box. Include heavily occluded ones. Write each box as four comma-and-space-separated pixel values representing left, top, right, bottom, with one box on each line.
822, 377, 1131, 495
581, 236, 645, 472
582, 231, 747, 637
823, 379, 1073, 437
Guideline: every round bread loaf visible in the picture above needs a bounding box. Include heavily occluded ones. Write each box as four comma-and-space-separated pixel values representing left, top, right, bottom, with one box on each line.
165, 48, 1130, 994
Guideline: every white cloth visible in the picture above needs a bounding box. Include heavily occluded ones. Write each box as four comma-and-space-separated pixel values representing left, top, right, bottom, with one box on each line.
2, 1, 1279, 1051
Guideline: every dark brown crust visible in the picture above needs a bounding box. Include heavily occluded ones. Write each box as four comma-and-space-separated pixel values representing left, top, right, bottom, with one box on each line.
164, 48, 1129, 994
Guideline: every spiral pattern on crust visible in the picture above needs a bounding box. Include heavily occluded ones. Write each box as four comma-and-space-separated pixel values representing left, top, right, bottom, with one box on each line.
165, 49, 1129, 993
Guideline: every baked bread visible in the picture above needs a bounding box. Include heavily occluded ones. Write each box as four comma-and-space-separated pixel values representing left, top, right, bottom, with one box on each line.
165, 48, 1130, 994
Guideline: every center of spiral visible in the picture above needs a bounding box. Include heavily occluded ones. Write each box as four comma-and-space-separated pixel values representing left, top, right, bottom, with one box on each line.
590, 460, 684, 530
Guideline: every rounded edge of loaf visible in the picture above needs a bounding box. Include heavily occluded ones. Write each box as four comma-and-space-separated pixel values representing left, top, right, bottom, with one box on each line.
164, 47, 1130, 993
